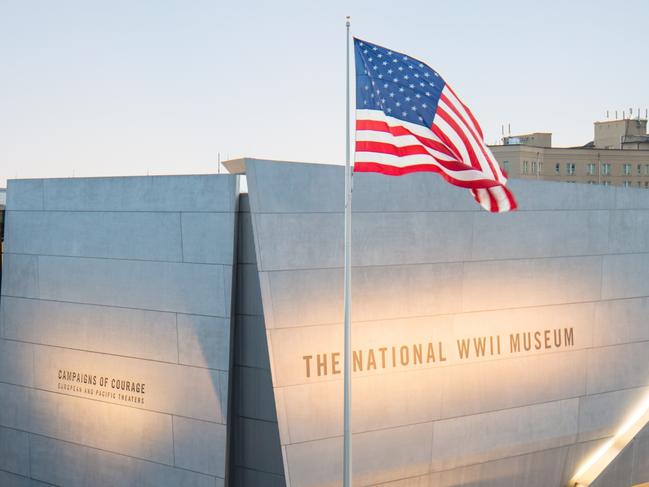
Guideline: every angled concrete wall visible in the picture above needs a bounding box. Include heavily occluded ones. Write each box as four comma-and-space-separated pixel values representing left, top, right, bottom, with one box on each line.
591, 422, 649, 487
243, 158, 649, 487
230, 194, 285, 486
3, 162, 649, 487
0, 175, 238, 487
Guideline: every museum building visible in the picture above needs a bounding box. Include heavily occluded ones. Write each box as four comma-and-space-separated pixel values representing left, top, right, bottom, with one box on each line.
1, 158, 649, 487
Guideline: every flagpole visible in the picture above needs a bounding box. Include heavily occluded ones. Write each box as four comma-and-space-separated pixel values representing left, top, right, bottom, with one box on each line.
343, 15, 353, 487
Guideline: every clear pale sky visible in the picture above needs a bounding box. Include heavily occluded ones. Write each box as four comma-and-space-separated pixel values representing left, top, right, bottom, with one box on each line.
1, 0, 647, 186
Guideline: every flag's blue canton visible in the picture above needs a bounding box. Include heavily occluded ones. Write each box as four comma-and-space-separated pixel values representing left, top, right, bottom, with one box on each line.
354, 38, 445, 129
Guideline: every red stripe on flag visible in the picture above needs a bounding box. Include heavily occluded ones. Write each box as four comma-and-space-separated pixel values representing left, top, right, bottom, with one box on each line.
356, 141, 430, 158
354, 162, 504, 189
357, 119, 457, 159
440, 92, 501, 182
356, 119, 411, 136
446, 85, 484, 140
355, 141, 478, 173
436, 107, 483, 171
431, 124, 463, 162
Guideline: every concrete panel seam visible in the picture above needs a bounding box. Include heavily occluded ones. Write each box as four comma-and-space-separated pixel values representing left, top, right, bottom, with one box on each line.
1, 250, 233, 266
0, 381, 227, 426
27, 427, 32, 479
231, 465, 285, 478
282, 444, 292, 487
36, 255, 41, 300
5, 209, 235, 214
365, 439, 582, 485
249, 207, 640, 215
252, 295, 649, 330
222, 265, 227, 328
23, 430, 224, 480
231, 414, 280, 425
273, 390, 643, 447
0, 336, 229, 373
171, 415, 176, 467
179, 212, 185, 262
232, 364, 272, 372
0, 469, 60, 487
253, 252, 631, 272
175, 313, 180, 364
0, 295, 231, 321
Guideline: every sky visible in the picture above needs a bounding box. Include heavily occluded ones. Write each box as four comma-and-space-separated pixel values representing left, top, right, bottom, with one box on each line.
0, 0, 647, 186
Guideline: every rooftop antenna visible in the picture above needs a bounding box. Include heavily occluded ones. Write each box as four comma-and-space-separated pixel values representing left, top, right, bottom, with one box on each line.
508, 123, 511, 135
606, 110, 609, 119
645, 108, 648, 119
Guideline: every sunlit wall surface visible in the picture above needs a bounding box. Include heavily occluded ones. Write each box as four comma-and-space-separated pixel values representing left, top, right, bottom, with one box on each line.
243, 159, 649, 487
3, 162, 649, 486
0, 175, 238, 487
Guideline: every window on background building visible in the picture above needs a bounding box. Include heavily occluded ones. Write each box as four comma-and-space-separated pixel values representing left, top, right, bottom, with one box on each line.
555, 163, 560, 174
566, 163, 576, 175
602, 163, 611, 176
503, 160, 510, 173
624, 181, 631, 187
645, 164, 649, 176
531, 161, 537, 174
603, 181, 611, 186
522, 160, 529, 174
624, 164, 632, 176
587, 163, 596, 175
638, 164, 642, 176
538, 162, 543, 173
645, 182, 649, 188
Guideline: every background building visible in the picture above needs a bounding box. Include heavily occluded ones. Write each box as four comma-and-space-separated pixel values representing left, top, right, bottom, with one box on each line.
491, 118, 649, 187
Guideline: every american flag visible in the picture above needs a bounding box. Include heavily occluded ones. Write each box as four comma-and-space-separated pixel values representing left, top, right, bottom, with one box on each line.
354, 38, 517, 213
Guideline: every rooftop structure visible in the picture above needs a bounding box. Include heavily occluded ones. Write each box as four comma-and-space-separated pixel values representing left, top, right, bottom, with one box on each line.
491, 118, 649, 186
502, 132, 552, 148
594, 118, 648, 149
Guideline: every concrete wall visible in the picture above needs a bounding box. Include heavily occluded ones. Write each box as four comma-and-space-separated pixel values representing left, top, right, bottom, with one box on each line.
4, 163, 649, 486
243, 158, 649, 487
230, 194, 286, 486
591, 422, 649, 487
0, 175, 238, 487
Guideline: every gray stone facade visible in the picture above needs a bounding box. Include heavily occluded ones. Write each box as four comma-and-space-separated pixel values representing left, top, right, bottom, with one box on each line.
2, 161, 649, 486
0, 175, 239, 487
242, 159, 649, 487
